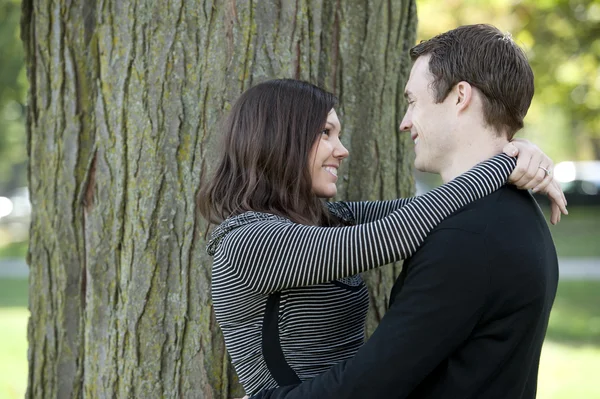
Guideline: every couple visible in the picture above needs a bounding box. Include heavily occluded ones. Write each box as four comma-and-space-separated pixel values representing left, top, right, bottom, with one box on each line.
200, 24, 563, 399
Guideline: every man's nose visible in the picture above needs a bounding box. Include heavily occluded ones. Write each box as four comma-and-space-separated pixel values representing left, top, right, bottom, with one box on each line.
399, 115, 412, 132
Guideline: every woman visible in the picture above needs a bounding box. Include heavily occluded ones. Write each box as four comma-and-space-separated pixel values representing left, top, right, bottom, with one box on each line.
199, 79, 564, 396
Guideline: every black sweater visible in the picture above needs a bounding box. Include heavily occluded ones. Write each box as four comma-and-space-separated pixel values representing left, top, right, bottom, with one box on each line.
253, 185, 559, 399
210, 155, 516, 395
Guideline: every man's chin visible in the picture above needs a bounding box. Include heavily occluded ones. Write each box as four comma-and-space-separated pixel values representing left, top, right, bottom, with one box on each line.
413, 160, 426, 172
414, 160, 436, 174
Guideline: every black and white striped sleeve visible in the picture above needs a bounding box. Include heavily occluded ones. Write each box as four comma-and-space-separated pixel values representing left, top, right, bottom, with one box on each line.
340, 198, 414, 224
220, 154, 516, 294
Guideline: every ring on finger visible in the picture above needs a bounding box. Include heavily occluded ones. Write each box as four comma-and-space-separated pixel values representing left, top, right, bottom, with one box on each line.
538, 165, 551, 176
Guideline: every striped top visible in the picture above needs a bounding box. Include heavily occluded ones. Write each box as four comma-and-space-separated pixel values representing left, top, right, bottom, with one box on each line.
208, 154, 516, 395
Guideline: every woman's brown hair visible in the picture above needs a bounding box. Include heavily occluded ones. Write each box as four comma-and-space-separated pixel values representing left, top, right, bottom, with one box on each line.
199, 79, 339, 226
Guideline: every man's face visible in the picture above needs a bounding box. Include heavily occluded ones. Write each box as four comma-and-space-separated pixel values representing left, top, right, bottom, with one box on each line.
400, 55, 456, 174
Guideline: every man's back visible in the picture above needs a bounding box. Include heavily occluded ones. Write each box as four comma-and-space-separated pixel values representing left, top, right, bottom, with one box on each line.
392, 185, 559, 398
249, 186, 560, 399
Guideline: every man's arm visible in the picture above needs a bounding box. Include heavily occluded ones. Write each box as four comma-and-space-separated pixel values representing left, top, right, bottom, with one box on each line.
252, 227, 491, 399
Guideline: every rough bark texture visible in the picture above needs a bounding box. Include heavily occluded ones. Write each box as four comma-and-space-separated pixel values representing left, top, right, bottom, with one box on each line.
22, 0, 416, 397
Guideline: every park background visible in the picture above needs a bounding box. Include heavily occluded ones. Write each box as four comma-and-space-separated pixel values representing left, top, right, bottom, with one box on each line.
0, 0, 599, 397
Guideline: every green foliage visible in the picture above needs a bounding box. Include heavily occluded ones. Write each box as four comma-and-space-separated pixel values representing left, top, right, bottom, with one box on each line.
0, 0, 27, 193
0, 0, 597, 197
416, 0, 600, 161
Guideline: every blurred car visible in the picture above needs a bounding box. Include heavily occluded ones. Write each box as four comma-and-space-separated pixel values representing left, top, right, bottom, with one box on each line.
0, 187, 31, 242
416, 161, 600, 207
535, 161, 600, 206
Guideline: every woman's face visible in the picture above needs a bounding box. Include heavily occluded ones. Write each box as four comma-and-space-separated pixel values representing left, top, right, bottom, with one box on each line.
308, 109, 349, 198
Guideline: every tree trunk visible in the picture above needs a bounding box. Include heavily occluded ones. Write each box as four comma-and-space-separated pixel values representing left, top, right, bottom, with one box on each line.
22, 0, 416, 397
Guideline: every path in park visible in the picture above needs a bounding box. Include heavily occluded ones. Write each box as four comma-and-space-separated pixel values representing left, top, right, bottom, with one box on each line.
1, 257, 599, 280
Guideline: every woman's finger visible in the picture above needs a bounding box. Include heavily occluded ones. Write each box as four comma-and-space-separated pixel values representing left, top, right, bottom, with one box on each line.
531, 167, 553, 193
512, 151, 544, 188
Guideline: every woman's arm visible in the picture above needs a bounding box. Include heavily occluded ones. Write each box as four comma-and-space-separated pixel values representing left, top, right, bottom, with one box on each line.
338, 141, 567, 225
329, 198, 414, 224
219, 154, 516, 294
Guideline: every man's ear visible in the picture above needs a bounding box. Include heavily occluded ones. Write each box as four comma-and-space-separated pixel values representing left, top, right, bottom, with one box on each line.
455, 81, 473, 111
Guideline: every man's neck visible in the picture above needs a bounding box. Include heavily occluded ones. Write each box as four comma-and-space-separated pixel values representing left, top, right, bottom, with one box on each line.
440, 134, 509, 183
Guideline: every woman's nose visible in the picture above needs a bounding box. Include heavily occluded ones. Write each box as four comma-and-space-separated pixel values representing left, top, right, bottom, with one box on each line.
334, 142, 349, 159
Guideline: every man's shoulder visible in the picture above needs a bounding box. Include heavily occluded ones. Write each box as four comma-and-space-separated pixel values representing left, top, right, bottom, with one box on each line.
407, 185, 556, 280
394, 186, 556, 306
404, 186, 544, 267
390, 218, 492, 306
436, 186, 538, 234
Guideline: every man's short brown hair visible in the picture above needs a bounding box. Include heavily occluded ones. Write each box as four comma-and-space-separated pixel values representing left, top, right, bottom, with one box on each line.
410, 24, 534, 139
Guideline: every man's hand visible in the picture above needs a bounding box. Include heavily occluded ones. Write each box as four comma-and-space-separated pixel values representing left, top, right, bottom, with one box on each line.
502, 138, 568, 225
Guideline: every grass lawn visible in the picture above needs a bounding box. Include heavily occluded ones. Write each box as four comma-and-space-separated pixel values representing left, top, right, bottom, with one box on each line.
545, 280, 600, 345
538, 341, 600, 399
537, 279, 600, 399
0, 278, 28, 399
0, 308, 28, 399
0, 279, 599, 398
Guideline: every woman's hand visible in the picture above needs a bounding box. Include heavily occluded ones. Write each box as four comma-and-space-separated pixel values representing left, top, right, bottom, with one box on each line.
502, 138, 568, 225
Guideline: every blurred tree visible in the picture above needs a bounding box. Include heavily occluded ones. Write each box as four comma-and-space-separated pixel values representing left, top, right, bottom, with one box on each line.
520, 0, 600, 160
3, 0, 596, 190
0, 0, 28, 193
417, 0, 600, 161
23, 0, 416, 397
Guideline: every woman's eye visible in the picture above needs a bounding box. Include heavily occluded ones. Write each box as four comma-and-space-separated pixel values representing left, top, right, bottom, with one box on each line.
321, 129, 330, 136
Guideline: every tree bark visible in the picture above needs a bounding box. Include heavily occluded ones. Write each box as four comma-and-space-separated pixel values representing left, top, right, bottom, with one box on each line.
22, 0, 416, 397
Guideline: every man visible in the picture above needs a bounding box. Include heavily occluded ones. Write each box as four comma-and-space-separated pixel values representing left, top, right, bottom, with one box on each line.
251, 24, 559, 399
